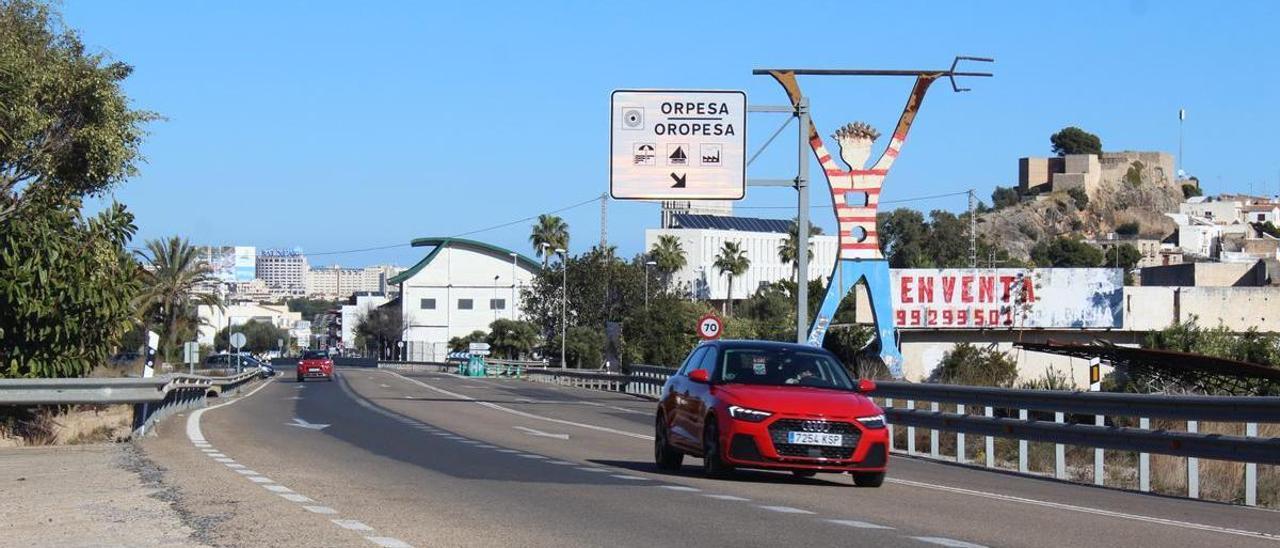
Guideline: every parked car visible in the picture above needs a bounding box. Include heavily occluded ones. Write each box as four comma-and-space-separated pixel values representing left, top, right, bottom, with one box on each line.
654, 340, 888, 487
297, 349, 334, 382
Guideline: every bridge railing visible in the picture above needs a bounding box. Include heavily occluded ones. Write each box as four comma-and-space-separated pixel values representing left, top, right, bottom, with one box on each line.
0, 371, 261, 436
516, 364, 1276, 507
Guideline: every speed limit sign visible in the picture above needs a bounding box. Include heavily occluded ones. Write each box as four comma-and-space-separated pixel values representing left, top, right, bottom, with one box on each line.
697, 313, 723, 340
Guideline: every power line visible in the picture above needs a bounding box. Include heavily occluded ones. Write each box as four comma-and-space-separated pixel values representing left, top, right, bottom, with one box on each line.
734, 190, 970, 210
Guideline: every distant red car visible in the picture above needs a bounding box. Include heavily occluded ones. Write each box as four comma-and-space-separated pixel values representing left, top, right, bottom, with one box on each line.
654, 340, 889, 487
296, 350, 333, 382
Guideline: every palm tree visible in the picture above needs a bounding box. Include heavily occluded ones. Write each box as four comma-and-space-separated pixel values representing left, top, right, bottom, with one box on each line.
778, 219, 823, 284
134, 237, 221, 363
529, 214, 570, 268
713, 241, 750, 315
649, 235, 686, 287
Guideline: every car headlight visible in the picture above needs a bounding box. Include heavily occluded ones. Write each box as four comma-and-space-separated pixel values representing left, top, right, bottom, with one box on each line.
728, 405, 772, 422
856, 414, 885, 429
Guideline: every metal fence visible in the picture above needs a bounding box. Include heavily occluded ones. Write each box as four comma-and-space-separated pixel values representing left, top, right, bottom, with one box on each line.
0, 371, 261, 436
507, 364, 1277, 507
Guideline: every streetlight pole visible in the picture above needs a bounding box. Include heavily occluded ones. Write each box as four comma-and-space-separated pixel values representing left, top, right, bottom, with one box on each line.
509, 252, 518, 321
644, 260, 656, 310
493, 274, 500, 323
556, 247, 567, 368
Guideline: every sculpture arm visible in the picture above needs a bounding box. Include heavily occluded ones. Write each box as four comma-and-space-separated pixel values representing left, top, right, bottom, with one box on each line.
872, 74, 941, 172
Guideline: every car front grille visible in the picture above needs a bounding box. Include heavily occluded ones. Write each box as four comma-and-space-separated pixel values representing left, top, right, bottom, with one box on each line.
767, 419, 860, 460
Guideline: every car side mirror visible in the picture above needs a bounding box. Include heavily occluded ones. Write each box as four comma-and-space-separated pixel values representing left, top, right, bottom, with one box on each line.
688, 369, 710, 384
857, 379, 877, 393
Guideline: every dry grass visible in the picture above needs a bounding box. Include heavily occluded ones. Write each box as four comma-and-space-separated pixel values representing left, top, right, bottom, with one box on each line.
0, 405, 133, 446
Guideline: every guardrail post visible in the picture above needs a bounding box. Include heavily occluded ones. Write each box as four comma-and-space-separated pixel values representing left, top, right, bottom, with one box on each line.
930, 401, 940, 459
885, 398, 894, 452
1094, 414, 1105, 486
906, 400, 916, 455
1187, 420, 1199, 499
956, 404, 966, 464
1139, 417, 1151, 492
1054, 411, 1066, 480
1245, 422, 1258, 506
1018, 409, 1028, 474
984, 406, 994, 468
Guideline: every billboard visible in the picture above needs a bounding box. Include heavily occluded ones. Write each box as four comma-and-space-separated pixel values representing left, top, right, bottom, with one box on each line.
198, 246, 257, 282
890, 268, 1122, 329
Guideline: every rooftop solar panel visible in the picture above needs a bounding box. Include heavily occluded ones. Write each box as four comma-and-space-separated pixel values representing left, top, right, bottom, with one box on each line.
671, 214, 792, 234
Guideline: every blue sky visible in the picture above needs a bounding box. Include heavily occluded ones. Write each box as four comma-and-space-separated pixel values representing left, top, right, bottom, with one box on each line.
69, 1, 1280, 267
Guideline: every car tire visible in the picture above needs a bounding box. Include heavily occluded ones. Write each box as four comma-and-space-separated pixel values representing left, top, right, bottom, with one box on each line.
701, 416, 732, 478
792, 470, 817, 478
654, 413, 683, 471
296, 376, 303, 383
852, 471, 885, 488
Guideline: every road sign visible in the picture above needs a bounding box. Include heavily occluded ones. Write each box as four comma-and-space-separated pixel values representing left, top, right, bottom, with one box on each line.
469, 342, 491, 356
183, 341, 199, 364
610, 90, 746, 200
397, 341, 405, 348
230, 332, 247, 350
144, 331, 159, 378
697, 313, 723, 340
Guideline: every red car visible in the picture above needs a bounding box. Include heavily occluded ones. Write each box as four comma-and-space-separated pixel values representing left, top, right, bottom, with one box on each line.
654, 340, 888, 487
296, 350, 334, 382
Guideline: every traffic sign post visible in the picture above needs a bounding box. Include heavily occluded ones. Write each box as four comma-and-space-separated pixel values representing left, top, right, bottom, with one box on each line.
610, 90, 746, 200
230, 332, 246, 373
183, 341, 199, 374
466, 343, 491, 377
697, 313, 723, 340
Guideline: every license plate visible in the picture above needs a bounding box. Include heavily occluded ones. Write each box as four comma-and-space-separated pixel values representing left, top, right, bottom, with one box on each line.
788, 432, 843, 446
308, 368, 320, 372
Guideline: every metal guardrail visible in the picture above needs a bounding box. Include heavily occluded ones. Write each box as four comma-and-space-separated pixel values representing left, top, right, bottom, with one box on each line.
0, 371, 261, 436
517, 364, 1277, 507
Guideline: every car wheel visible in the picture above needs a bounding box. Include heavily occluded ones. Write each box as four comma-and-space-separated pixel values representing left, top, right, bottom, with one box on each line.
792, 470, 817, 478
654, 413, 683, 471
296, 376, 303, 383
701, 416, 732, 478
852, 471, 885, 488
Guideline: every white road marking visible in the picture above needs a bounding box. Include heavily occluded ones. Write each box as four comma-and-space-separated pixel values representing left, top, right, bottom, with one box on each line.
288, 417, 331, 430
332, 519, 375, 532
887, 478, 1280, 541
548, 461, 576, 465
214, 458, 235, 463
234, 469, 258, 475
513, 425, 570, 440
577, 468, 609, 473
759, 505, 814, 514
207, 453, 226, 458
496, 449, 521, 454
380, 384, 391, 388
517, 454, 547, 459
365, 537, 413, 548
264, 485, 293, 493
659, 485, 701, 492
303, 505, 338, 515
827, 519, 894, 530
280, 493, 314, 503
911, 537, 987, 548
225, 464, 245, 469
703, 494, 750, 501
610, 475, 648, 481
247, 476, 273, 484
382, 371, 653, 441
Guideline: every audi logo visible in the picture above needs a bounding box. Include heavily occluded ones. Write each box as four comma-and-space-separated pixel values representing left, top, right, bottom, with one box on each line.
801, 420, 831, 433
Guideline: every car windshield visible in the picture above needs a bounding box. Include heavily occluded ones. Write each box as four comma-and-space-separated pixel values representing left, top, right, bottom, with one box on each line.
717, 347, 854, 390
303, 350, 328, 360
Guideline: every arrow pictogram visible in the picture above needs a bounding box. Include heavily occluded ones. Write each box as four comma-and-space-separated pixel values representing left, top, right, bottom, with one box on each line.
670, 172, 686, 188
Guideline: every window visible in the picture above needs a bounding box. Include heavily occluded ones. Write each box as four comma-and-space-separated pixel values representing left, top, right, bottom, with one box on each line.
490, 298, 506, 310
677, 347, 707, 376
1259, 214, 1267, 222
420, 298, 436, 310
695, 347, 718, 376
717, 347, 854, 390
458, 299, 473, 310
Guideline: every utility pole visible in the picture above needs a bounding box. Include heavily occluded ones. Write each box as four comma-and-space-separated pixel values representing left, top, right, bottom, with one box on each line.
795, 97, 810, 343
968, 189, 978, 268
556, 248, 567, 368
1178, 108, 1185, 175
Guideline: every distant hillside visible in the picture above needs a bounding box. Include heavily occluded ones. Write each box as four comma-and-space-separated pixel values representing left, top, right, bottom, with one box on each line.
977, 152, 1185, 261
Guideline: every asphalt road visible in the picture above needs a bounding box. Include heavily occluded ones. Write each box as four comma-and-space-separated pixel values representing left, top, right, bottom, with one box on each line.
144, 367, 1280, 547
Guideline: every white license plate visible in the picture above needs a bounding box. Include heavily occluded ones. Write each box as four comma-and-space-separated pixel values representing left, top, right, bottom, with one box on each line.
308, 368, 320, 372
788, 432, 843, 446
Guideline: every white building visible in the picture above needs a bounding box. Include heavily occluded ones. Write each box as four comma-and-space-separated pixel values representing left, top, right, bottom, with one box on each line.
390, 237, 540, 361
340, 293, 391, 349
256, 250, 308, 299
195, 303, 302, 347
306, 264, 403, 300
644, 214, 837, 300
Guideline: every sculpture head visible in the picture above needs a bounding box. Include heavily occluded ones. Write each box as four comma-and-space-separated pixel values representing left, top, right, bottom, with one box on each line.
833, 121, 880, 170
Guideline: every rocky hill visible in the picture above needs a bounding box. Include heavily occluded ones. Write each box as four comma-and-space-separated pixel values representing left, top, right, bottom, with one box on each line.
977, 152, 1186, 261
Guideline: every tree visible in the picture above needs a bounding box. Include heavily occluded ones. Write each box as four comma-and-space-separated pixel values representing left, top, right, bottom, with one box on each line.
0, 0, 157, 222
649, 234, 686, 285
1115, 221, 1140, 236
991, 186, 1021, 210
135, 237, 222, 363
1030, 237, 1103, 267
448, 330, 488, 352
1067, 187, 1089, 210
353, 306, 403, 352
1103, 243, 1143, 271
553, 326, 604, 368
1181, 183, 1202, 199
778, 219, 822, 284
713, 241, 750, 315
215, 320, 287, 355
287, 297, 341, 322
878, 208, 930, 267
486, 318, 539, 359
929, 342, 1019, 387
529, 214, 569, 268
1049, 126, 1102, 156
0, 1, 154, 378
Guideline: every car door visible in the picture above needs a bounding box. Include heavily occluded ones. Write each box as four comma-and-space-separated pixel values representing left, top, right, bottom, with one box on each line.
667, 347, 705, 449
686, 346, 718, 445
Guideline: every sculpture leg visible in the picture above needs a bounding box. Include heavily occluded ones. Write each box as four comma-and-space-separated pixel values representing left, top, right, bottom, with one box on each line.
805, 259, 865, 347
862, 260, 904, 378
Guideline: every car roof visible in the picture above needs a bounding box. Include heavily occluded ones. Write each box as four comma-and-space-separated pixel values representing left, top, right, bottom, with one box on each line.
699, 339, 833, 353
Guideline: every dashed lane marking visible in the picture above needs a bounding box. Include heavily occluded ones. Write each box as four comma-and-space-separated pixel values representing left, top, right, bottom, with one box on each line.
264, 485, 294, 493
332, 519, 375, 532
759, 505, 815, 514
280, 493, 314, 503
703, 494, 750, 501
827, 519, 894, 530
659, 485, 701, 492
611, 475, 648, 481
234, 469, 259, 475
366, 537, 413, 548
303, 505, 338, 515
247, 476, 273, 484
911, 537, 988, 548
